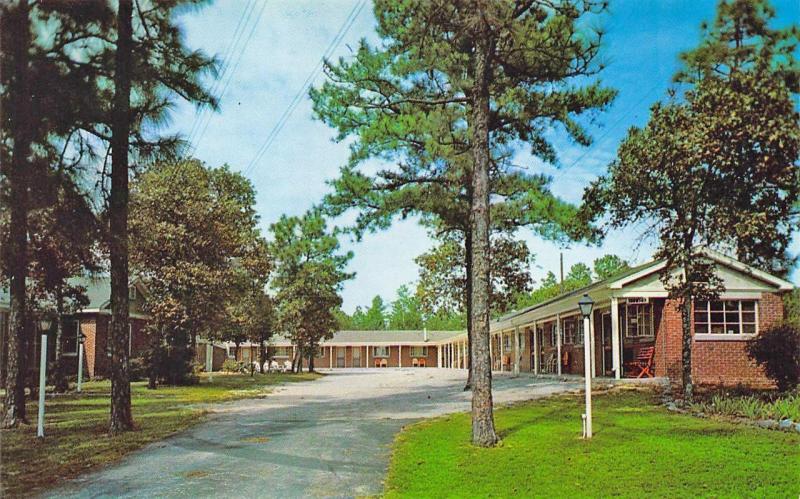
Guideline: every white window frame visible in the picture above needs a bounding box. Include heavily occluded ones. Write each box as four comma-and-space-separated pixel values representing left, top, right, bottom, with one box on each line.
625, 303, 654, 338
372, 346, 389, 358
410, 346, 428, 357
694, 299, 758, 340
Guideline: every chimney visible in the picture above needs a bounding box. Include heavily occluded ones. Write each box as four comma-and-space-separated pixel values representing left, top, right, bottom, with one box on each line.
423, 327, 428, 342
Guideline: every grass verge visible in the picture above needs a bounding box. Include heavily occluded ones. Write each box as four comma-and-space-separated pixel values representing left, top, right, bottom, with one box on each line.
0, 371, 320, 497
385, 389, 800, 498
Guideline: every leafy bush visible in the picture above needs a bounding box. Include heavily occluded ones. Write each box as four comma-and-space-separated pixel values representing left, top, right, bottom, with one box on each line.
128, 357, 148, 382
222, 358, 246, 373
688, 392, 800, 422
747, 323, 800, 392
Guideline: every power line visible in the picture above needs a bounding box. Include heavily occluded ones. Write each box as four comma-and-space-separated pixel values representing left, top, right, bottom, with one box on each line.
190, 0, 270, 156
242, 0, 368, 177
186, 0, 257, 147
549, 80, 663, 182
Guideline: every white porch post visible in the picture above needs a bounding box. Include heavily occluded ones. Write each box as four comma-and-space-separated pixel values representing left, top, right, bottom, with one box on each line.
513, 326, 520, 376
437, 345, 442, 367
499, 332, 504, 371
489, 333, 494, 371
398, 345, 402, 368
329, 346, 333, 369
533, 321, 539, 375
611, 297, 621, 379
556, 313, 562, 376
589, 314, 597, 378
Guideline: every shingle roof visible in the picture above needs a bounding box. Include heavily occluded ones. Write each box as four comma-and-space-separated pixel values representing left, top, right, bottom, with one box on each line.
266, 329, 463, 346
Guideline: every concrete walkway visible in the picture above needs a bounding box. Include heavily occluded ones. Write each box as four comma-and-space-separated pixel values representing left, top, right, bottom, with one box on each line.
48, 369, 581, 499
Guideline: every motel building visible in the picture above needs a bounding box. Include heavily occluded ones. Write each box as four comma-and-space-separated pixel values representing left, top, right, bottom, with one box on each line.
230, 248, 794, 388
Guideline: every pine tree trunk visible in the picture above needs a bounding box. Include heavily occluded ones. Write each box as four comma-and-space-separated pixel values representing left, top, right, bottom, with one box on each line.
259, 338, 268, 372
109, 0, 134, 434
464, 227, 473, 391
308, 349, 315, 373
2, 0, 32, 429
468, 23, 499, 447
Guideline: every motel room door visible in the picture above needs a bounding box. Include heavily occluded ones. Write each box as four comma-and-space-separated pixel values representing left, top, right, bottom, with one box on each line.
352, 346, 361, 367
601, 312, 613, 376
336, 347, 345, 368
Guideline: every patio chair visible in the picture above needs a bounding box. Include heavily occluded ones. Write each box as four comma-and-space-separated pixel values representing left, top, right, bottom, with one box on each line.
412, 358, 419, 367
543, 353, 557, 374
269, 360, 279, 372
625, 346, 655, 378
282, 360, 292, 373
418, 358, 426, 367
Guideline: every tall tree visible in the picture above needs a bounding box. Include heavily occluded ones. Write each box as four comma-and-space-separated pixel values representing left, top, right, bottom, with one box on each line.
583, 0, 799, 399
313, 0, 613, 446
593, 254, 630, 281
0, 0, 34, 427
130, 160, 269, 386
416, 234, 533, 318
270, 211, 353, 373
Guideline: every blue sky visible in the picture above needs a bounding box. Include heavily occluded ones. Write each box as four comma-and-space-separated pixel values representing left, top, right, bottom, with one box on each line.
169, 0, 800, 313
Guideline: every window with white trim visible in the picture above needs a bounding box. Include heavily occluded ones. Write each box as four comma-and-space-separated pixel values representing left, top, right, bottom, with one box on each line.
694, 300, 757, 335
274, 346, 291, 357
63, 319, 79, 355
562, 317, 583, 345
503, 334, 512, 351
548, 324, 557, 346
410, 346, 428, 357
372, 346, 389, 358
625, 304, 653, 338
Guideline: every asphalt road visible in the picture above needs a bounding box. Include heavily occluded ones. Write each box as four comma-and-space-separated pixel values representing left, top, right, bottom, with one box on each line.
48, 368, 580, 498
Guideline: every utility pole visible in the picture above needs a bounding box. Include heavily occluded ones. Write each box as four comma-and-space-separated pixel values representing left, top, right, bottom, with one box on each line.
560, 252, 564, 294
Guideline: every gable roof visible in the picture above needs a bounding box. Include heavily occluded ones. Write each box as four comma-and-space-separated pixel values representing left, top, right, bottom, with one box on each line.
494, 247, 795, 329
0, 276, 148, 312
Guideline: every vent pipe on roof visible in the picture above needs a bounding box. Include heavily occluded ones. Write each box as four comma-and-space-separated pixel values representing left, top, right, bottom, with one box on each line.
424, 327, 428, 342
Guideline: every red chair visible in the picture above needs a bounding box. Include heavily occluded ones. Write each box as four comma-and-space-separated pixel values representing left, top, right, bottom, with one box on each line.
625, 346, 655, 378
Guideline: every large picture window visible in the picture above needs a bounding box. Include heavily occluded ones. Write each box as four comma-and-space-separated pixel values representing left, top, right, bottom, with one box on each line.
625, 304, 653, 338
694, 300, 757, 335
372, 346, 389, 358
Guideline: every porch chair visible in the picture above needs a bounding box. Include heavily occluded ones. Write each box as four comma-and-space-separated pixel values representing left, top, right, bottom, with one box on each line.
542, 353, 557, 374
418, 358, 426, 367
412, 358, 419, 367
282, 360, 292, 373
624, 346, 655, 378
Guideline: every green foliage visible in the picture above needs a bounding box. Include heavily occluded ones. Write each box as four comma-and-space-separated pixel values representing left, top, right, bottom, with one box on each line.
349, 296, 388, 330
415, 234, 533, 318
222, 359, 247, 374
747, 324, 800, 392
385, 391, 800, 497
593, 254, 630, 280
130, 160, 268, 385
784, 289, 800, 329
269, 210, 353, 368
688, 392, 800, 422
513, 263, 594, 310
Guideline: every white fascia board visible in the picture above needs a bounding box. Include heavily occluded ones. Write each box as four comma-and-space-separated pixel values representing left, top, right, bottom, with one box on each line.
699, 248, 795, 291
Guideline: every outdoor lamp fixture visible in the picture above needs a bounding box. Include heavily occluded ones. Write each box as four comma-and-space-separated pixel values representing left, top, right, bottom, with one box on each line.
37, 317, 52, 438
578, 293, 594, 439
77, 332, 87, 393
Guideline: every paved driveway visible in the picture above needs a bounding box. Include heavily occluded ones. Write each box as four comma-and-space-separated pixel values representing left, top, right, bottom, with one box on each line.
49, 369, 581, 498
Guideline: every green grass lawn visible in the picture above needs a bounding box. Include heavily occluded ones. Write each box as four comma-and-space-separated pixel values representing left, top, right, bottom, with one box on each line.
0, 371, 320, 497
385, 389, 800, 498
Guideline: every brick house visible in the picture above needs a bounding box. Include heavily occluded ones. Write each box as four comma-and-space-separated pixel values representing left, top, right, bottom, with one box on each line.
437, 248, 793, 388
0, 277, 151, 380
230, 330, 459, 369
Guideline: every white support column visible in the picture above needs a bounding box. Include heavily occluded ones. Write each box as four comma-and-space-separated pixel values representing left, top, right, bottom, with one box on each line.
611, 297, 621, 380
533, 321, 539, 375
556, 313, 562, 376
329, 346, 333, 369
437, 345, 442, 367
37, 333, 47, 438
513, 326, 520, 376
499, 332, 504, 371
589, 314, 597, 378
489, 334, 494, 371
398, 345, 402, 368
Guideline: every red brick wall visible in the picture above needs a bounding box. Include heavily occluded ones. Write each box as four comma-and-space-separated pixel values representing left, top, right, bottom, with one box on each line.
656, 293, 785, 388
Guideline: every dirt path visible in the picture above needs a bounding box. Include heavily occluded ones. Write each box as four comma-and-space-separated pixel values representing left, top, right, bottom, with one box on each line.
48, 369, 580, 498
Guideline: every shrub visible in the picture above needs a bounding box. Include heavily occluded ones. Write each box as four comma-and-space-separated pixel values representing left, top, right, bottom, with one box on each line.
128, 357, 148, 382
222, 358, 241, 373
747, 323, 800, 392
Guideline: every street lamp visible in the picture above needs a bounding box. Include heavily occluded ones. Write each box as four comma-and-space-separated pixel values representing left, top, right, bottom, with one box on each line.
77, 332, 86, 393
37, 318, 52, 438
578, 294, 594, 439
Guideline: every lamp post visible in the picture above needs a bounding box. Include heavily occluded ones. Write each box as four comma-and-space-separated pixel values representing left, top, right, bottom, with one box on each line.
77, 332, 86, 393
578, 294, 594, 439
37, 318, 52, 438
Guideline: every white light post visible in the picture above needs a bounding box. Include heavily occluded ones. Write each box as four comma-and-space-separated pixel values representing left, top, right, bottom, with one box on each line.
578, 294, 594, 439
37, 318, 52, 438
77, 332, 86, 393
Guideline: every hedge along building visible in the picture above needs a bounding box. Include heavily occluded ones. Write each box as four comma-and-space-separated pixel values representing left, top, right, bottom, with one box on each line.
0, 276, 152, 381
230, 330, 463, 369
438, 247, 794, 388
